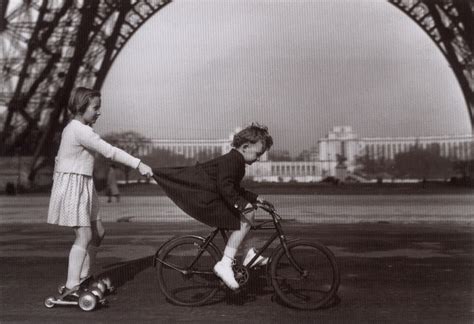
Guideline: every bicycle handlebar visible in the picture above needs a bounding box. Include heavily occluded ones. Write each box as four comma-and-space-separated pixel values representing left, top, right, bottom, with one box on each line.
255, 201, 276, 213
242, 201, 275, 213
241, 201, 280, 223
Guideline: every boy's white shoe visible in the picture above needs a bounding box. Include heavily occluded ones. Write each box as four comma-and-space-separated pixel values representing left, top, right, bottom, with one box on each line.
213, 261, 239, 290
243, 248, 268, 267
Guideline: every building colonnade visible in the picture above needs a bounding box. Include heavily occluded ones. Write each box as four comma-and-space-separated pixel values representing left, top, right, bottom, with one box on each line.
135, 125, 473, 181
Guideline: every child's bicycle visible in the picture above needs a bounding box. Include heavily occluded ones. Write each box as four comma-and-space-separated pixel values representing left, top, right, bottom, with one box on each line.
153, 201, 340, 310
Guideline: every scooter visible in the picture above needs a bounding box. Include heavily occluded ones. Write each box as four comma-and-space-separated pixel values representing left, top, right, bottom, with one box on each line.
44, 276, 114, 311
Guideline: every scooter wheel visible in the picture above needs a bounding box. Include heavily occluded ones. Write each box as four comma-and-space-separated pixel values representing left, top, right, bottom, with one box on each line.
90, 287, 104, 300
44, 296, 55, 308
78, 292, 97, 311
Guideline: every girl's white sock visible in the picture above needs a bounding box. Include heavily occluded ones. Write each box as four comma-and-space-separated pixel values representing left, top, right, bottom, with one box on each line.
80, 245, 99, 279
65, 244, 87, 289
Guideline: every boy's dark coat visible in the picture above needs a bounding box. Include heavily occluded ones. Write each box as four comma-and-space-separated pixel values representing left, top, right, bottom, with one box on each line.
153, 149, 258, 229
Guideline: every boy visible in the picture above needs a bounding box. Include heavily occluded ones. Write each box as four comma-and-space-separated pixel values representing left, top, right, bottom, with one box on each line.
153, 123, 273, 290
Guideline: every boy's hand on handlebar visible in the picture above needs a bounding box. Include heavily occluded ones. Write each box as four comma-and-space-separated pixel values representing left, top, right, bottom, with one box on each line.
256, 197, 274, 210
138, 162, 153, 178
243, 203, 256, 226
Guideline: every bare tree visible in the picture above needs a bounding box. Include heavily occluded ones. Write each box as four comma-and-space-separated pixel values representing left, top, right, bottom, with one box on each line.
101, 131, 148, 184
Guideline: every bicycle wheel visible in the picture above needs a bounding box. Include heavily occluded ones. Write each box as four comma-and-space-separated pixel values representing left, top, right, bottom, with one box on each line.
270, 241, 340, 310
156, 236, 221, 306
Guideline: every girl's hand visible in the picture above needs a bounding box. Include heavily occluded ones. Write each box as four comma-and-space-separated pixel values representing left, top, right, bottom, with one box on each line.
137, 162, 153, 178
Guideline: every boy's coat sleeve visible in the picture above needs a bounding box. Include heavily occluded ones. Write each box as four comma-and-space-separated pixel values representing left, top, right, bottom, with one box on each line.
216, 156, 257, 211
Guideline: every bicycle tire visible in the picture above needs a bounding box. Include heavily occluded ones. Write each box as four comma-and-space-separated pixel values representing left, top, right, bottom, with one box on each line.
156, 236, 221, 306
270, 240, 340, 310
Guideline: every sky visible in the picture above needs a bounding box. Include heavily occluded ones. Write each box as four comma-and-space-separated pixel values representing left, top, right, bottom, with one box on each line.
92, 0, 472, 155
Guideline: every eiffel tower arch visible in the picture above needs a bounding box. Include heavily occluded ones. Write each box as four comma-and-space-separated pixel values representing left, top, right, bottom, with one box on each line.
0, 0, 172, 180
388, 0, 474, 123
0, 0, 473, 182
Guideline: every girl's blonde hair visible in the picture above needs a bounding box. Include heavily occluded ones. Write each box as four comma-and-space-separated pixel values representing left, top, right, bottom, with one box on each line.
68, 87, 101, 115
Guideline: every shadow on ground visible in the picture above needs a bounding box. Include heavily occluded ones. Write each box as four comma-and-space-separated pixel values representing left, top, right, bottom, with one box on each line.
95, 257, 340, 310
99, 256, 155, 291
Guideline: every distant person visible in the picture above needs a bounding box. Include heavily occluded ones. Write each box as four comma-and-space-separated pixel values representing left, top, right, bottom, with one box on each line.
46, 87, 153, 301
153, 123, 273, 290
106, 165, 120, 203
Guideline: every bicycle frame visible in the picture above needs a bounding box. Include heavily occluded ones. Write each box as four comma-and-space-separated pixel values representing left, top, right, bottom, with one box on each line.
243, 204, 305, 275
154, 203, 306, 277
154, 231, 222, 274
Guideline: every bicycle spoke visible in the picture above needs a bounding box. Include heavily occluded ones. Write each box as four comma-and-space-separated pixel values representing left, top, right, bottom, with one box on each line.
271, 242, 339, 309
157, 260, 188, 274
157, 237, 221, 306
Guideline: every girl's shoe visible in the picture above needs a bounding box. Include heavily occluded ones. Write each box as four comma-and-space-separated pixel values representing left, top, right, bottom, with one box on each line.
79, 275, 93, 286
59, 286, 81, 301
58, 275, 93, 294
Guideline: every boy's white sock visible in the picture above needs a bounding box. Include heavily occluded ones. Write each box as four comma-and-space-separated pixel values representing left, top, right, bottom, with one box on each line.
219, 223, 251, 267
80, 245, 99, 279
222, 246, 237, 265
66, 245, 87, 289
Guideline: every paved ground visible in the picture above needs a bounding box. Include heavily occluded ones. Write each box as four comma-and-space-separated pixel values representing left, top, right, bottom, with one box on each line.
2, 194, 473, 224
1, 221, 473, 324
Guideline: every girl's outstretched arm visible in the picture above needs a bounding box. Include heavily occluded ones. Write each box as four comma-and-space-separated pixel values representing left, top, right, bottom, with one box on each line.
76, 125, 140, 169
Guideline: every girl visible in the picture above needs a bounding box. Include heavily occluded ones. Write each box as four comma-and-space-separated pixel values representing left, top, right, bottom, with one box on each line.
47, 87, 153, 299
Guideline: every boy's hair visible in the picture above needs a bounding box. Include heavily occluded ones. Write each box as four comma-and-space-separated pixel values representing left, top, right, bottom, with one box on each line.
232, 123, 273, 150
68, 87, 101, 115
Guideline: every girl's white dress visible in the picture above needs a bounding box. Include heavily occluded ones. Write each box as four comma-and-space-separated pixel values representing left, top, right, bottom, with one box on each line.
47, 120, 140, 227
47, 173, 99, 226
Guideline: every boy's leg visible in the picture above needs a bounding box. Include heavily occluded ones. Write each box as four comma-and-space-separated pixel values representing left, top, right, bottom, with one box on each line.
223, 221, 251, 261
80, 220, 105, 280
214, 217, 252, 290
66, 227, 92, 289
237, 209, 268, 266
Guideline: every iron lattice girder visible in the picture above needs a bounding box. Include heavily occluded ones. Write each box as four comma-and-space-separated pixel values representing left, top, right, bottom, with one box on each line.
0, 0, 472, 179
0, 0, 171, 159
388, 0, 474, 123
